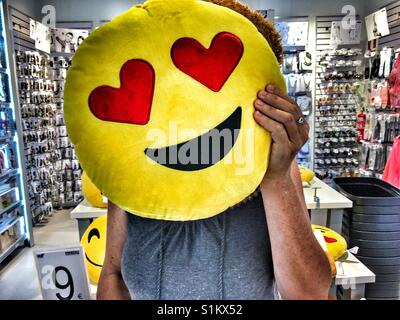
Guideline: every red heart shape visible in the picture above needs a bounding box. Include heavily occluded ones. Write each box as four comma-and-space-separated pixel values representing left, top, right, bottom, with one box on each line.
89, 59, 155, 125
324, 236, 338, 243
171, 32, 244, 92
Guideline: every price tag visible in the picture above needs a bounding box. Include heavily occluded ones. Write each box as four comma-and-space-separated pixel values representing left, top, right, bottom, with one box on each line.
34, 246, 90, 300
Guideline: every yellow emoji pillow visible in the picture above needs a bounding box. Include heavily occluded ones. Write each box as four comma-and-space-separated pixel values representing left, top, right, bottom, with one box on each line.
81, 215, 107, 284
82, 171, 108, 208
312, 225, 348, 260
64, 0, 285, 221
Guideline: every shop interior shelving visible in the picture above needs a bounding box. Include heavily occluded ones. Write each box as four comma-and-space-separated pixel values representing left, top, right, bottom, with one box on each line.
313, 15, 365, 183
275, 16, 315, 169
7, 8, 90, 226
0, 0, 32, 264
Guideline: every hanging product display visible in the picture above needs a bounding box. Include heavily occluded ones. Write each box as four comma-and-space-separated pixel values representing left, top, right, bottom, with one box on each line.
15, 49, 83, 225
11, 8, 87, 225
15, 50, 56, 224
314, 48, 364, 180
275, 20, 309, 47
359, 47, 400, 178
282, 49, 313, 168
50, 55, 83, 207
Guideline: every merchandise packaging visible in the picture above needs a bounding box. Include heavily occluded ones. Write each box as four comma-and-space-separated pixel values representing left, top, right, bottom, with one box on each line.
0, 144, 12, 175
64, 0, 286, 221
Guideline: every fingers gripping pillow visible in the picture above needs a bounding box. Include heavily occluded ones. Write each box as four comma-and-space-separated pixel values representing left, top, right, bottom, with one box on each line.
64, 0, 286, 221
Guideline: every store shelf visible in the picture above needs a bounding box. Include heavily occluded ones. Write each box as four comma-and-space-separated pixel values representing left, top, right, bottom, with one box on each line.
0, 200, 21, 217
304, 178, 353, 210
335, 252, 376, 286
0, 212, 21, 234
0, 135, 11, 143
0, 234, 24, 264
283, 45, 306, 52
315, 92, 358, 96
70, 199, 106, 219
50, 52, 74, 58
0, 101, 10, 107
0, 169, 18, 183
318, 66, 360, 71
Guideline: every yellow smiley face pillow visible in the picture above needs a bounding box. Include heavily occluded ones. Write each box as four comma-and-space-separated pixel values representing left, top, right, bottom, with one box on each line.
64, 0, 285, 221
81, 215, 107, 284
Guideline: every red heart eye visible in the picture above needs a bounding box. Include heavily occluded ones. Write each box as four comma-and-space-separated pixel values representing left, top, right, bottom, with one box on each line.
171, 32, 244, 92
89, 33, 242, 124
89, 59, 155, 125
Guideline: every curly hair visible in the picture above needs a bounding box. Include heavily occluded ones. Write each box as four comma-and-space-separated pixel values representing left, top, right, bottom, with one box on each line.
204, 0, 283, 64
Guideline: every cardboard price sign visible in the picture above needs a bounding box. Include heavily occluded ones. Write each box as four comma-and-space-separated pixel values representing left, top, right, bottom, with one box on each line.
34, 246, 90, 300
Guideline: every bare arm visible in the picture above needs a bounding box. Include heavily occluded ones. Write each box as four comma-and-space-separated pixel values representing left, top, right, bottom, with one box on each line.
290, 160, 309, 215
261, 162, 331, 299
254, 85, 332, 300
97, 201, 131, 300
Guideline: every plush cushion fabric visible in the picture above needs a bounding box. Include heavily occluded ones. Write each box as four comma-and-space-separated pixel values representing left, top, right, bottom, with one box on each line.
64, 0, 285, 221
82, 171, 108, 208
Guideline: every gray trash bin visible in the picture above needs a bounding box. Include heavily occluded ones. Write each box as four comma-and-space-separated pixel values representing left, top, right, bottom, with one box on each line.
334, 177, 400, 300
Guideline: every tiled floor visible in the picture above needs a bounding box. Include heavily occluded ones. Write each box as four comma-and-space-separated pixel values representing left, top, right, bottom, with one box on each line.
0, 210, 82, 300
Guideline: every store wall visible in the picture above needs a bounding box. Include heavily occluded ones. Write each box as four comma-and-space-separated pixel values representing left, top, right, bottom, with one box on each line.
10, 0, 396, 27
244, 0, 367, 17
366, 0, 395, 14
30, 0, 370, 27
7, 0, 41, 19
35, 0, 139, 25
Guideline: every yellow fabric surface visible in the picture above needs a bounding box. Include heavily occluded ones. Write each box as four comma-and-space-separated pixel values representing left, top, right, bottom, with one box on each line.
81, 215, 107, 284
82, 171, 108, 209
65, 0, 285, 220
312, 225, 348, 260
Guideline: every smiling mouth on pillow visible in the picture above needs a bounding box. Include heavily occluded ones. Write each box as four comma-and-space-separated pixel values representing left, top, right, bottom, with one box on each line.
85, 254, 103, 267
145, 107, 242, 171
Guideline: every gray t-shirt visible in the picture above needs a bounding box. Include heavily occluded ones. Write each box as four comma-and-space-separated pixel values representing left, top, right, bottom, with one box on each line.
121, 193, 278, 300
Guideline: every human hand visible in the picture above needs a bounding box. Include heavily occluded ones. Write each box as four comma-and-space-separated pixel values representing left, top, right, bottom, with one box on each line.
253, 84, 309, 181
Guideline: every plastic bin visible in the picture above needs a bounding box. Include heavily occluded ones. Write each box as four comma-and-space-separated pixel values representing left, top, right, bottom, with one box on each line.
333, 177, 400, 300
334, 178, 400, 207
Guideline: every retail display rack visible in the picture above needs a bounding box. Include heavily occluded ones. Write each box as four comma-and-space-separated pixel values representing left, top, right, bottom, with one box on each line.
9, 7, 91, 226
314, 15, 365, 182
0, 0, 33, 263
275, 16, 315, 168
358, 0, 400, 179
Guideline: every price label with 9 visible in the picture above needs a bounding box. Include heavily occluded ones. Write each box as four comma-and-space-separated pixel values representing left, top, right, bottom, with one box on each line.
34, 246, 91, 300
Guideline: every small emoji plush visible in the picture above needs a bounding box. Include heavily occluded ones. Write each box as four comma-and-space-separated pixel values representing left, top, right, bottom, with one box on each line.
312, 225, 347, 260
64, 0, 286, 221
299, 166, 315, 184
81, 215, 107, 283
82, 171, 107, 208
